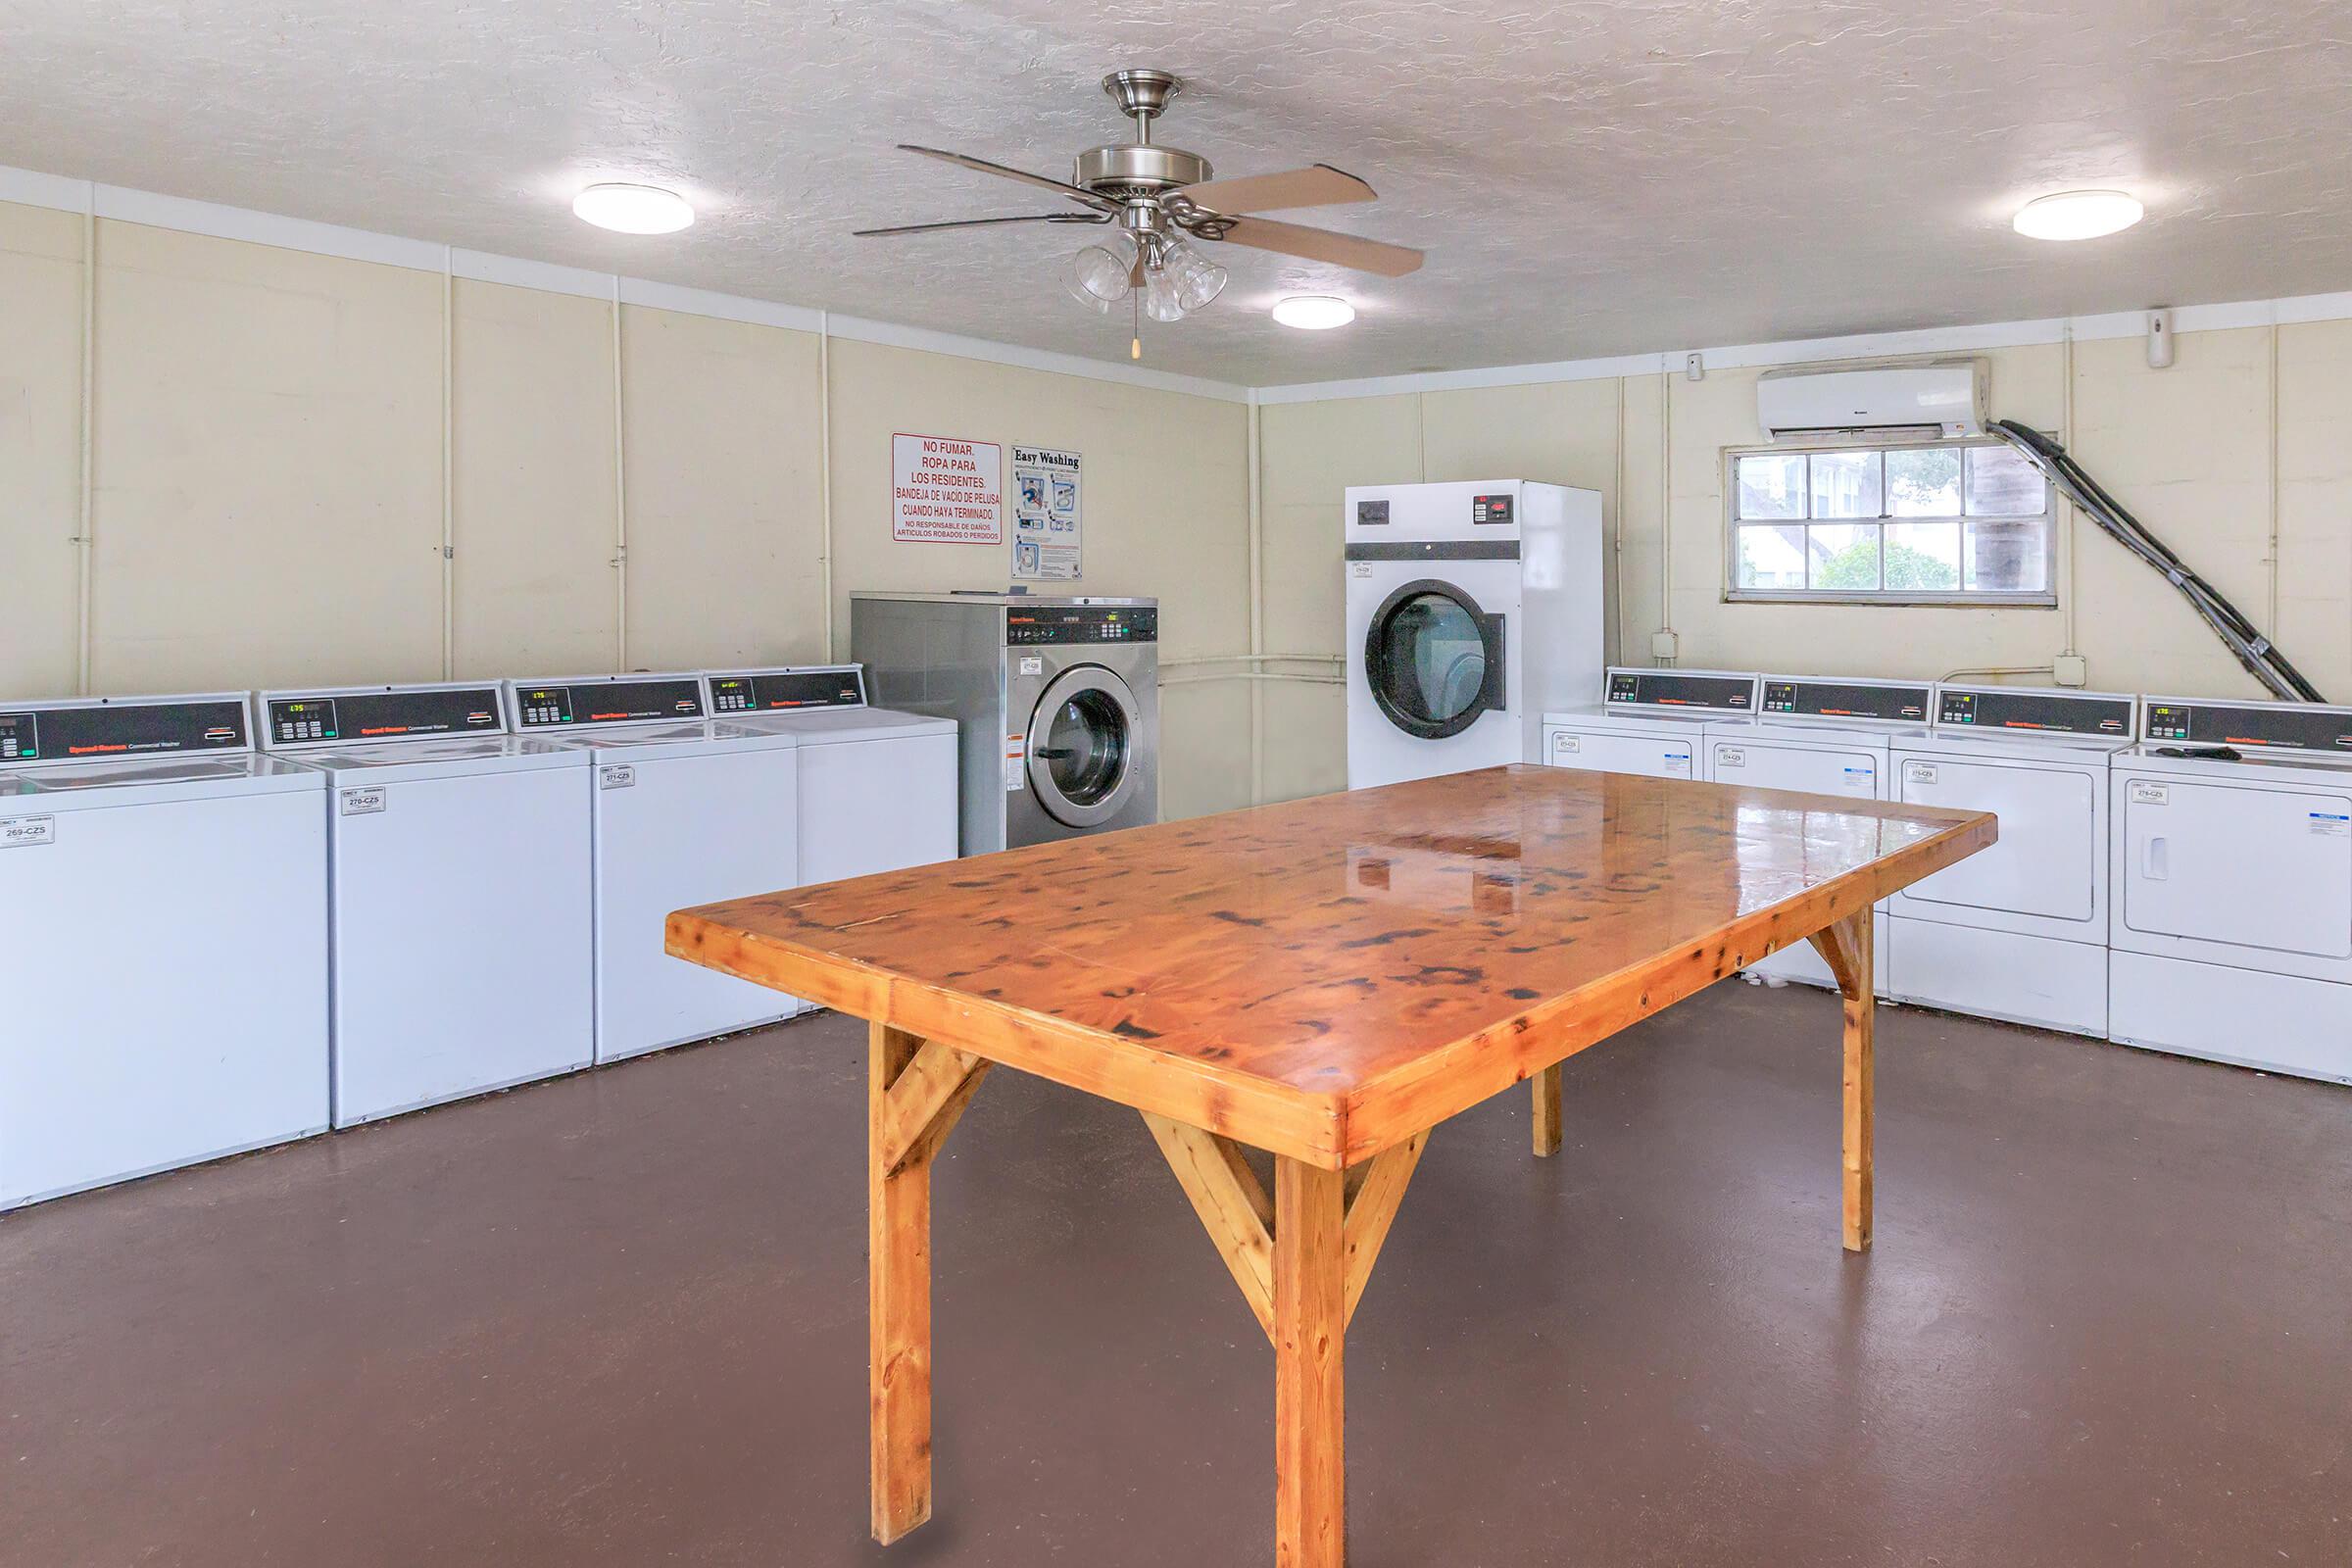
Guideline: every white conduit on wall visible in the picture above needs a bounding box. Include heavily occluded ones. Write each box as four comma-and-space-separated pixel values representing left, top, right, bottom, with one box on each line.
440, 249, 456, 679
1247, 394, 1265, 803
74, 197, 95, 695
1657, 361, 1674, 661
818, 312, 835, 662
611, 277, 629, 668
2059, 326, 2079, 658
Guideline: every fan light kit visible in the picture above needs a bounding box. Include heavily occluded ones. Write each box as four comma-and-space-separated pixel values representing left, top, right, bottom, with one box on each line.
1272, 295, 1355, 330
573, 183, 695, 234
857, 69, 1422, 358
2013, 189, 2144, 241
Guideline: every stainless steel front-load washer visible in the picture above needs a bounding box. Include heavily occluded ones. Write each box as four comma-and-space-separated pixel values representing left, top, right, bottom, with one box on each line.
851, 592, 1158, 856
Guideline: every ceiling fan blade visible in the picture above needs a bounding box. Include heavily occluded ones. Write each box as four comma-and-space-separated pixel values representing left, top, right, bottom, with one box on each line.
1175, 164, 1376, 215
897, 144, 1114, 211
854, 213, 1109, 237
1211, 216, 1424, 277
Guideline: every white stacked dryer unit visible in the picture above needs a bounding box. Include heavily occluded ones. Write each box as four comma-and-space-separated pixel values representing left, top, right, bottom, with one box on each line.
1, 694, 329, 1209
509, 672, 802, 1059
1542, 668, 1760, 781
1345, 480, 1603, 789
2108, 695, 2352, 1084
1886, 684, 2136, 1036
703, 665, 958, 888
1711, 674, 1935, 993
262, 682, 594, 1125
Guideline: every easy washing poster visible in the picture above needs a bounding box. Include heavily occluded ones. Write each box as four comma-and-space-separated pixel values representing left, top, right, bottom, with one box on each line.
1010, 445, 1082, 581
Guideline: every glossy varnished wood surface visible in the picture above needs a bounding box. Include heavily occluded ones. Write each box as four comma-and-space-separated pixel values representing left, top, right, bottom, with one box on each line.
669, 765, 1994, 1165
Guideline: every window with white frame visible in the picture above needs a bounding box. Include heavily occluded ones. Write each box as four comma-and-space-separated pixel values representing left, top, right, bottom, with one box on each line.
1726, 441, 2055, 604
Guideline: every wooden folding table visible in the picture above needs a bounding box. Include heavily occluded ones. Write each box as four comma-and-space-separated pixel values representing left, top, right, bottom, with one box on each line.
668, 764, 1995, 1565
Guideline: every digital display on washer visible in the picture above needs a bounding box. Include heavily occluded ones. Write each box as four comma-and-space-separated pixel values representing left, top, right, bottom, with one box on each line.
514, 677, 706, 729
1761, 679, 1931, 722
0, 700, 247, 761
708, 669, 865, 712
1936, 688, 2132, 735
268, 688, 502, 746
1605, 671, 1753, 710
1006, 606, 1158, 646
2143, 701, 2352, 751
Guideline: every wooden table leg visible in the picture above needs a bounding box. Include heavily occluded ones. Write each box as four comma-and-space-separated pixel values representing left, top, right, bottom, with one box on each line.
1805, 911, 1874, 1252
1531, 1064, 1562, 1157
1274, 1156, 1347, 1568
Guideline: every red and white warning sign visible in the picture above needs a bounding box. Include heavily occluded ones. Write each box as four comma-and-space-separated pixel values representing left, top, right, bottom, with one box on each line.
892, 432, 1004, 543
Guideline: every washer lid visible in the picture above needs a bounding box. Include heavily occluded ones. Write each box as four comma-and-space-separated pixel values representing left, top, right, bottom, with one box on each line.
726, 707, 955, 746
0, 751, 321, 802
549, 719, 799, 760
289, 734, 585, 778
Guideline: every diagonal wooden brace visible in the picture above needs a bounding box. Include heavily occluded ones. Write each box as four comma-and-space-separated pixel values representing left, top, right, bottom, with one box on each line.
875, 1036, 991, 1177
1143, 1113, 1429, 1344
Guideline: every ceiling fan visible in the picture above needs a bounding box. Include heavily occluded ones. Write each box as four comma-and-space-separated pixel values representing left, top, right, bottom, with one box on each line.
856, 69, 1423, 356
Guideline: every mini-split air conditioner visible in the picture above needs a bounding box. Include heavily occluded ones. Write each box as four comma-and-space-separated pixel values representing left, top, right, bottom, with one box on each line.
1756, 358, 1987, 441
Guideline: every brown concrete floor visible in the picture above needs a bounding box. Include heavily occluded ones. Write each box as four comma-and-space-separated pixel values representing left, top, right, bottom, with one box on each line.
4, 983, 2349, 1567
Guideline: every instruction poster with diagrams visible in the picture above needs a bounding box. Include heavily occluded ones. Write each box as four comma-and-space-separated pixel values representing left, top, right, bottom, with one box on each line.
1010, 445, 1082, 580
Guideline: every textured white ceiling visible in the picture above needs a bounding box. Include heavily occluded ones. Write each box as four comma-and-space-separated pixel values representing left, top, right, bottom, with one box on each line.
4, 1, 2348, 384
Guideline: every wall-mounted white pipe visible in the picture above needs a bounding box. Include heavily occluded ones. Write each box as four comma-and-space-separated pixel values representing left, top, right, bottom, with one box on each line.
1162, 654, 1342, 668
2267, 321, 2281, 638
440, 249, 455, 679
2059, 327, 2079, 658
1940, 664, 2055, 682
1657, 362, 1675, 662
1247, 393, 1264, 805
819, 312, 835, 662
1162, 671, 1342, 688
611, 276, 628, 668
74, 194, 94, 694
1611, 374, 1627, 666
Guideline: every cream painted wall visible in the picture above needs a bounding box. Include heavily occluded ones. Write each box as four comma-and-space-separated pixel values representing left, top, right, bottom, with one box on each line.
0, 202, 83, 700
1256, 324, 2352, 800
824, 338, 1255, 821
0, 199, 1254, 820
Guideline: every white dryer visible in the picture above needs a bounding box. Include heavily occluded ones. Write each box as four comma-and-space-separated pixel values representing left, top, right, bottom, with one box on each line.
1542, 668, 1760, 782
1710, 674, 1935, 993
1, 694, 328, 1208
703, 664, 958, 887
1886, 684, 2136, 1036
2109, 695, 2352, 1083
1346, 480, 1603, 789
510, 672, 802, 1060
263, 682, 593, 1126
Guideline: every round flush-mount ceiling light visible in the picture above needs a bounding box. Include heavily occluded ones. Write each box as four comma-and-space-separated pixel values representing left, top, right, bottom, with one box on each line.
572, 183, 695, 234
1272, 295, 1355, 330
2013, 189, 2144, 242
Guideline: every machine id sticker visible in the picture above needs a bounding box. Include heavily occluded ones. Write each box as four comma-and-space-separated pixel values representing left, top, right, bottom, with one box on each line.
340, 787, 386, 816
1665, 753, 1691, 777
1716, 748, 1744, 767
1351, 561, 1373, 578
1552, 734, 1580, 755
0, 813, 56, 848
1019, 656, 1043, 675
600, 765, 636, 790
1905, 762, 1938, 785
2130, 782, 2169, 805
2312, 811, 2351, 837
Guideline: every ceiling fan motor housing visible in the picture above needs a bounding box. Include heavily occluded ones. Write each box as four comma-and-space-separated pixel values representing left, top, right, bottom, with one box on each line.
1073, 143, 1212, 198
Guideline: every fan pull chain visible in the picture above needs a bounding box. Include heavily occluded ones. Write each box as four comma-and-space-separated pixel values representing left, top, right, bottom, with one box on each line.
1131, 290, 1142, 360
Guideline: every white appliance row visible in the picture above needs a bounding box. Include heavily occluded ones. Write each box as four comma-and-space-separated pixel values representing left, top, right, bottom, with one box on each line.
0, 668, 956, 1210
1541, 670, 2352, 1086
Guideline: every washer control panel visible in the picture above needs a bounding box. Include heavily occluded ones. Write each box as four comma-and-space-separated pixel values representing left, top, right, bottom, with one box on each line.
1936, 687, 2132, 736
2142, 698, 2352, 752
1006, 606, 1157, 646
512, 676, 707, 730
265, 687, 503, 747
0, 698, 248, 763
1760, 678, 1930, 722
708, 667, 865, 712
1603, 669, 1756, 711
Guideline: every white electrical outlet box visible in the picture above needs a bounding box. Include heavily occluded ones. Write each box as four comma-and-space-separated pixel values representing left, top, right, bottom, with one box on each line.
2053, 654, 2088, 687
1649, 629, 1681, 662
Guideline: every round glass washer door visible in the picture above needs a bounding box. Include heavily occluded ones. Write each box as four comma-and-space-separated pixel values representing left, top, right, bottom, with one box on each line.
1025, 664, 1144, 827
1362, 578, 1505, 740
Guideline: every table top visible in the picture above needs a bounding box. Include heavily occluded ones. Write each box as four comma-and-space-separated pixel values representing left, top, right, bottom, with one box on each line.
669, 765, 1994, 1166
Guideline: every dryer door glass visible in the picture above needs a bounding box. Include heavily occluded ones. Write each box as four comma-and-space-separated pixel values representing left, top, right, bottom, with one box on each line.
1365, 580, 1505, 740
1026, 666, 1143, 828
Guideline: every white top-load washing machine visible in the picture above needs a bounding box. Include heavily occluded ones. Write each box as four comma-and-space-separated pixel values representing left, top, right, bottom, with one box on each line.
261, 681, 593, 1126
1345, 480, 1603, 790
508, 672, 802, 1060
1710, 674, 1936, 994
1, 694, 329, 1209
1542, 667, 1761, 781
703, 664, 958, 887
1886, 684, 2136, 1036
2108, 695, 2352, 1084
